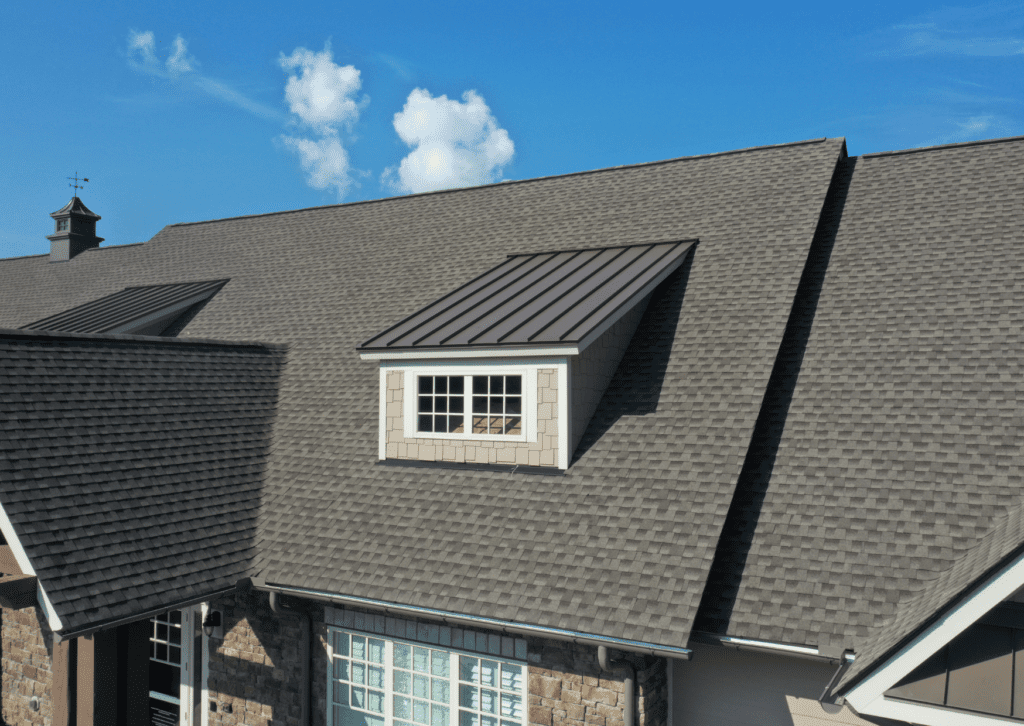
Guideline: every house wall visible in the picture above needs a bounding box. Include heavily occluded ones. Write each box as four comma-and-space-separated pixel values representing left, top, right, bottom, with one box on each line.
569, 297, 651, 456
671, 643, 903, 726
2, 605, 53, 726
385, 368, 560, 468
205, 594, 663, 726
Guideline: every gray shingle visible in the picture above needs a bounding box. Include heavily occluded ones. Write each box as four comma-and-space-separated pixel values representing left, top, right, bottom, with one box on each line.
0, 137, 845, 647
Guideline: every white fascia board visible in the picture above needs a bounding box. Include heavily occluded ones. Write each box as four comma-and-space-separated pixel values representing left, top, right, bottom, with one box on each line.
574, 248, 688, 355
857, 696, 1018, 726
0, 500, 63, 632
845, 546, 1024, 713
360, 345, 579, 361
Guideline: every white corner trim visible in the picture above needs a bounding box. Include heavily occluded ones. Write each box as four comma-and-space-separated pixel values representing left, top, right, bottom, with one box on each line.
379, 364, 388, 460
846, 545, 1024, 713
360, 345, 579, 361
0, 501, 64, 632
856, 696, 1017, 726
558, 362, 569, 470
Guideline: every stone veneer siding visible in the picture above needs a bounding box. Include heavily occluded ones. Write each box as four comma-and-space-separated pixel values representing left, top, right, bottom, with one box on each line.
569, 296, 651, 456
2, 606, 53, 726
385, 368, 560, 467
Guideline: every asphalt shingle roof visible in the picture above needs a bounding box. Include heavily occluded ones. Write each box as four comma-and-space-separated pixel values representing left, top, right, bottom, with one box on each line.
0, 137, 845, 646
697, 137, 1024, 662
0, 328, 285, 634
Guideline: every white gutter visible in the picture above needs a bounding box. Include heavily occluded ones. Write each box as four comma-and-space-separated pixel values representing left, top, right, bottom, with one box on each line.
695, 632, 855, 663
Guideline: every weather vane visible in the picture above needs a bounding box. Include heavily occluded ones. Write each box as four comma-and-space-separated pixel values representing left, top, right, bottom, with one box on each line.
67, 172, 90, 195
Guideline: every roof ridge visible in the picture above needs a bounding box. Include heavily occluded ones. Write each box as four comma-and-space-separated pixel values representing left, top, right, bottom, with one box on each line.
858, 133, 1024, 159
167, 138, 839, 229
0, 242, 145, 264
0, 327, 286, 351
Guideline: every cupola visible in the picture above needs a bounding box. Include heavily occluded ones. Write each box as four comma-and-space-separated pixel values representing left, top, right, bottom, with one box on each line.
47, 196, 103, 262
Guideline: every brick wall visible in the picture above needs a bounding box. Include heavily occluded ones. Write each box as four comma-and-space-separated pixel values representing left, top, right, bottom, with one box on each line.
207, 591, 326, 726
525, 639, 666, 726
385, 368, 560, 468
2, 606, 53, 726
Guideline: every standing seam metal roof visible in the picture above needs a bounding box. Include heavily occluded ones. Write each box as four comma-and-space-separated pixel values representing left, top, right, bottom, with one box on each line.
359, 240, 697, 350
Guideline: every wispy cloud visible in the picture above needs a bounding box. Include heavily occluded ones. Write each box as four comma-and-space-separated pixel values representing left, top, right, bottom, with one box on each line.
926, 113, 1017, 145
278, 42, 368, 199
870, 3, 1024, 57
125, 30, 280, 119
383, 89, 514, 194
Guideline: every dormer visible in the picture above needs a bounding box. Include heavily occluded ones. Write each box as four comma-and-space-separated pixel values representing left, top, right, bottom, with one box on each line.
47, 196, 104, 262
359, 240, 697, 471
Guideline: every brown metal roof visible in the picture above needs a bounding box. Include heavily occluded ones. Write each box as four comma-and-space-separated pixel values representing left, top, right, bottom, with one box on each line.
22, 279, 228, 334
359, 240, 697, 351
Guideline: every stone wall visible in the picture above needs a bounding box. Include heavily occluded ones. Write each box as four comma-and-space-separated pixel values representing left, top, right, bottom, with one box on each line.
207, 590, 327, 726
570, 296, 651, 456
525, 638, 666, 726
385, 368, 560, 468
1, 606, 53, 726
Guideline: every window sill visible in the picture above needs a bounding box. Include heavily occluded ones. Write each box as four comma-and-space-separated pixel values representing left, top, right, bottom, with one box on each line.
377, 459, 564, 476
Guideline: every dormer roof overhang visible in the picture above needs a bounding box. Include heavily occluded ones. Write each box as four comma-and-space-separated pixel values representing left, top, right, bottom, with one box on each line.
359, 239, 697, 361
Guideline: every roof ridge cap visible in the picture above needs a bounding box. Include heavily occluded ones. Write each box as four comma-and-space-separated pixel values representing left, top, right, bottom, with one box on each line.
167, 137, 840, 230
857, 133, 1024, 159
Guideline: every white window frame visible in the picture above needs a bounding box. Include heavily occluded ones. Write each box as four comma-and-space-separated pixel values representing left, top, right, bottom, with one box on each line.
326, 627, 528, 726
399, 364, 539, 444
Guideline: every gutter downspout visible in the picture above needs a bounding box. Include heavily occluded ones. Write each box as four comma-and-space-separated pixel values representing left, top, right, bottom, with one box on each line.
818, 650, 854, 704
269, 591, 310, 726
598, 646, 635, 726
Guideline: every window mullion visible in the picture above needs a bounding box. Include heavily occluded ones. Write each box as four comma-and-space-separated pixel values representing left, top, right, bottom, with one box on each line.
385, 639, 394, 726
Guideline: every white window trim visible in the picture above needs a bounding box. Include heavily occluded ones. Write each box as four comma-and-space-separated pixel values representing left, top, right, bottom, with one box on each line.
400, 364, 539, 444
325, 626, 528, 726
845, 546, 1024, 725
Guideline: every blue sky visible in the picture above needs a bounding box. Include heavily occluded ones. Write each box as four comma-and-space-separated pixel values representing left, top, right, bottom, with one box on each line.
2, 1, 1023, 258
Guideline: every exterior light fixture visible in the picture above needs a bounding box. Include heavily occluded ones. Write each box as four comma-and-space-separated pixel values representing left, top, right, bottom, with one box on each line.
202, 610, 222, 638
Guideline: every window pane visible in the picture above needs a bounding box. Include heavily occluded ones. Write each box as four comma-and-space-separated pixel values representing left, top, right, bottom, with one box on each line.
480, 661, 498, 687
480, 689, 498, 714
434, 415, 446, 433
460, 656, 478, 684
170, 626, 181, 645
368, 666, 385, 689
432, 650, 450, 678
157, 623, 168, 641
414, 647, 430, 672
414, 700, 430, 724
352, 662, 366, 685
432, 705, 450, 726
505, 418, 522, 436
436, 378, 447, 394
352, 687, 366, 709
450, 377, 464, 395
156, 643, 167, 661
500, 693, 522, 719
368, 690, 385, 714
335, 632, 350, 657
352, 636, 366, 660
460, 685, 479, 710
472, 416, 488, 434
395, 670, 411, 694
170, 610, 181, 624
335, 659, 351, 681
449, 416, 464, 434
419, 396, 432, 413
489, 417, 502, 435
395, 696, 412, 719
481, 716, 497, 726
436, 397, 448, 413
418, 415, 433, 432
414, 674, 430, 699
369, 639, 385, 664
169, 646, 181, 664
506, 377, 521, 395
473, 377, 487, 394
432, 678, 450, 704
450, 397, 464, 414
420, 378, 432, 394
489, 398, 503, 414
500, 664, 522, 692
505, 397, 521, 415
490, 377, 503, 394
395, 644, 411, 670
473, 397, 487, 414
460, 712, 479, 726
333, 682, 349, 705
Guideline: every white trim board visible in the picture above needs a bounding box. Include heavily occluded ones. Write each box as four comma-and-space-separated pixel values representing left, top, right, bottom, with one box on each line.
845, 545, 1024, 724
0, 500, 62, 632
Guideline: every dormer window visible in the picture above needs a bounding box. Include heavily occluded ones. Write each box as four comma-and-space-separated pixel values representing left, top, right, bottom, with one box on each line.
360, 240, 698, 471
56, 218, 69, 232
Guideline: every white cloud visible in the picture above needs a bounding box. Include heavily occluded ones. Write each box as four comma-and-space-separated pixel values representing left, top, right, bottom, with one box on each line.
279, 43, 363, 135
125, 30, 280, 119
281, 136, 352, 197
384, 89, 514, 194
870, 5, 1024, 57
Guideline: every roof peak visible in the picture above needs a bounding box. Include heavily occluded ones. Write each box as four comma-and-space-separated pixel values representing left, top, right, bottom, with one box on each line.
50, 195, 100, 220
